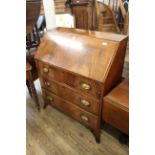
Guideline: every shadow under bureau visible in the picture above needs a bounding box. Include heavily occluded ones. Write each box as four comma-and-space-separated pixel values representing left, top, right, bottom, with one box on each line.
35, 27, 128, 142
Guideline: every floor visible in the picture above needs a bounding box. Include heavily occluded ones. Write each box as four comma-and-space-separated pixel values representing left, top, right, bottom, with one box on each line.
26, 67, 129, 155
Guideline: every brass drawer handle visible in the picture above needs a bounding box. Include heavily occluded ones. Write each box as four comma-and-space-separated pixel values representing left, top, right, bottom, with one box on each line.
47, 96, 53, 101
43, 67, 49, 73
81, 99, 90, 106
44, 81, 50, 86
81, 114, 89, 122
81, 83, 91, 90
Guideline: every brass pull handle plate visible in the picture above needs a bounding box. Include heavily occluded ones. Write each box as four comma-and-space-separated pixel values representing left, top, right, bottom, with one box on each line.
43, 67, 49, 73
81, 83, 91, 90
44, 81, 50, 86
81, 114, 89, 122
80, 99, 90, 106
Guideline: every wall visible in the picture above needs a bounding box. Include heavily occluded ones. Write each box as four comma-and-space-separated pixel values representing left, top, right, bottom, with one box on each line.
42, 0, 56, 30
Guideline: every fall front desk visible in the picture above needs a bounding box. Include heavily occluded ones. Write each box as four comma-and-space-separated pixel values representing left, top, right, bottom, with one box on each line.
35, 27, 128, 142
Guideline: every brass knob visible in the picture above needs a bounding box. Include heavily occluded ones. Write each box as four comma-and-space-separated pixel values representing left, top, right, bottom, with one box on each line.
45, 81, 50, 86
81, 83, 91, 90
81, 114, 89, 122
81, 99, 90, 106
47, 96, 53, 101
43, 67, 49, 73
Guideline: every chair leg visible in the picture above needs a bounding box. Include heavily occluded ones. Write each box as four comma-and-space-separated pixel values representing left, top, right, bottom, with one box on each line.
26, 70, 40, 111
28, 80, 40, 111
26, 80, 32, 97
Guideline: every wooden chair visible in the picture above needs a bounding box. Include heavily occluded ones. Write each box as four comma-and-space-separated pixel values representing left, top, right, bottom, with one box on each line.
26, 27, 42, 110
26, 0, 42, 110
26, 25, 40, 50
26, 33, 40, 111
26, 61, 40, 111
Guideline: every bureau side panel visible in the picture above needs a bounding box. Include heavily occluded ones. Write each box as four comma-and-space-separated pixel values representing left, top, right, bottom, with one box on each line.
103, 38, 128, 95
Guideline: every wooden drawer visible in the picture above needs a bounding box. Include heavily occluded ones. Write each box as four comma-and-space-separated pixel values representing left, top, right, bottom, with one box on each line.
38, 61, 102, 99
102, 101, 129, 135
42, 89, 99, 130
40, 76, 100, 115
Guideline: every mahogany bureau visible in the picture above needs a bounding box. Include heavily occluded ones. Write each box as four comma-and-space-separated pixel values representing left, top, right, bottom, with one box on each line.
35, 27, 128, 142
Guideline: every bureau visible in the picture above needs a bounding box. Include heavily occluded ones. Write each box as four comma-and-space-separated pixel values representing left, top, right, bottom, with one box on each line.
35, 27, 128, 142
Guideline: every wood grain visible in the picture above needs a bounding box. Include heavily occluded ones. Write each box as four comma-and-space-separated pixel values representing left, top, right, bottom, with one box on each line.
40, 76, 100, 115
70, 0, 94, 30
42, 89, 99, 130
26, 0, 41, 34
35, 28, 127, 83
103, 79, 129, 135
37, 61, 102, 99
95, 1, 120, 33
35, 28, 128, 142
27, 81, 129, 155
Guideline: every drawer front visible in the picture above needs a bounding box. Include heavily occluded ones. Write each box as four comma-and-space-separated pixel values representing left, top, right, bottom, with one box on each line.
102, 101, 129, 135
42, 89, 99, 130
40, 77, 100, 115
38, 61, 102, 99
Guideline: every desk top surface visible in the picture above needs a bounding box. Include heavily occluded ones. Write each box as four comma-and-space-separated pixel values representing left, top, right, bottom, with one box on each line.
35, 28, 127, 83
